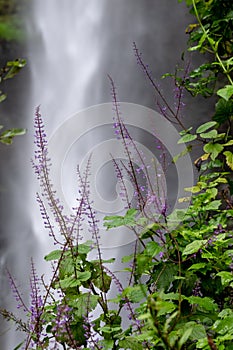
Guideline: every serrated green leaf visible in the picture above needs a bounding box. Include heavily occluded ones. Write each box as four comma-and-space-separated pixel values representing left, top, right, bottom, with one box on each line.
44, 249, 62, 261
196, 121, 217, 133
185, 296, 218, 311
178, 134, 197, 144
123, 285, 146, 303
190, 324, 206, 340
182, 240, 207, 256
156, 300, 177, 316
224, 151, 233, 170
213, 314, 233, 335
119, 337, 143, 350
69, 293, 99, 316
104, 209, 138, 230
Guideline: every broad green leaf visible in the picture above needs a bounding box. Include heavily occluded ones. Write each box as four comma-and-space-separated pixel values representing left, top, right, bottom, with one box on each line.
123, 285, 146, 303
77, 240, 93, 254
213, 98, 233, 124
145, 241, 162, 257
119, 337, 143, 350
191, 324, 206, 340
217, 85, 233, 101
69, 293, 99, 316
178, 134, 197, 144
156, 300, 177, 316
196, 338, 209, 348
59, 256, 76, 277
152, 263, 178, 291
200, 129, 218, 139
104, 208, 138, 229
206, 187, 218, 198
122, 254, 134, 263
196, 121, 217, 134
76, 270, 92, 281
182, 240, 207, 256
216, 271, 233, 287
218, 309, 233, 318
99, 340, 114, 349
203, 143, 224, 160
59, 276, 81, 289
205, 200, 221, 210
161, 292, 180, 301
185, 296, 218, 312
44, 249, 62, 261
224, 151, 233, 170
188, 263, 207, 271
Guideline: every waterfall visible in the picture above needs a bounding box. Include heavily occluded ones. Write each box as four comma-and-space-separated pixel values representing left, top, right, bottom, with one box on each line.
1, 1, 208, 348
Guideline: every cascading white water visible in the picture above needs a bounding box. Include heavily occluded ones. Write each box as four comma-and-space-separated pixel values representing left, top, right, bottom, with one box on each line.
2, 1, 210, 348
27, 0, 192, 245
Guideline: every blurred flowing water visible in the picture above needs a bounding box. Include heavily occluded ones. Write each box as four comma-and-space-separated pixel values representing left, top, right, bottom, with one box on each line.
0, 1, 212, 348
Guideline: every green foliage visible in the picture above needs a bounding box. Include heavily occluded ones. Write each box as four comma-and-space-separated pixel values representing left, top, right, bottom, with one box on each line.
0, 0, 27, 42
0, 58, 26, 144
175, 0, 233, 135
104, 208, 138, 229
0, 16, 25, 42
